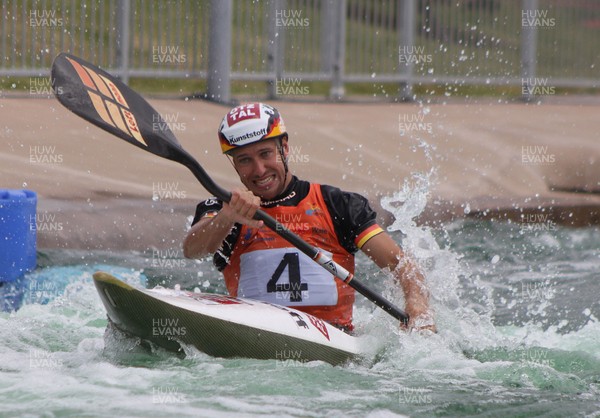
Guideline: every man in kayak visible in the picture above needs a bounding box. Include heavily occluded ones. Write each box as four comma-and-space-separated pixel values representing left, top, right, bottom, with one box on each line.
183, 103, 435, 333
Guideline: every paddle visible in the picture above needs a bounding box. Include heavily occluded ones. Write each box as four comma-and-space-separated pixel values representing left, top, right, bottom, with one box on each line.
50, 52, 409, 325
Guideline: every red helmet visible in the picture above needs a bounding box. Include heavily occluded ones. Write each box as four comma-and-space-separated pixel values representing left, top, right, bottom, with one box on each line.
218, 103, 287, 154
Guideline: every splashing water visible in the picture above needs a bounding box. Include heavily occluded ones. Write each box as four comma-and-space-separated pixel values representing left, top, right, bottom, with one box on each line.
1, 178, 599, 416
362, 163, 600, 415
374, 168, 496, 353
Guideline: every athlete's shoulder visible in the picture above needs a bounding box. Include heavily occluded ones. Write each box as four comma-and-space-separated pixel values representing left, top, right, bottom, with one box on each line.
318, 183, 370, 208
314, 183, 380, 253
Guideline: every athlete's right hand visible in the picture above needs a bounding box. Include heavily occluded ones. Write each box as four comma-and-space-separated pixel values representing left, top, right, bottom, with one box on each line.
220, 188, 264, 228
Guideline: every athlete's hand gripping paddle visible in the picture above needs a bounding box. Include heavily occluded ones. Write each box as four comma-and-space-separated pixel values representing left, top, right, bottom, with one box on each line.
50, 53, 409, 325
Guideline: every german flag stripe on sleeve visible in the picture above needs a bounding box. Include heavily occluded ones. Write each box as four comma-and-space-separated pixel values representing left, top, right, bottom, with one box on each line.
355, 224, 384, 248
201, 211, 219, 219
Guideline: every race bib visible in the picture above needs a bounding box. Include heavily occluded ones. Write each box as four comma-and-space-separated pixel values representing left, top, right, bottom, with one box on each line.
238, 248, 338, 306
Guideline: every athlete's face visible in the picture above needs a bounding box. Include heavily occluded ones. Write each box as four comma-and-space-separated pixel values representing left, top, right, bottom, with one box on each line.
230, 137, 291, 200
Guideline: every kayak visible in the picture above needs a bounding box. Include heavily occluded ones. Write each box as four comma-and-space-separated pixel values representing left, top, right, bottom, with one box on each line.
93, 272, 362, 365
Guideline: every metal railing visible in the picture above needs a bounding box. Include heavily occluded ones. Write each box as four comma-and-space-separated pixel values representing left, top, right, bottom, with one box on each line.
2, 0, 598, 101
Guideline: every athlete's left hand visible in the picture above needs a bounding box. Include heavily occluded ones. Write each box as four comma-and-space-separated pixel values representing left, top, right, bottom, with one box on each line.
405, 305, 437, 333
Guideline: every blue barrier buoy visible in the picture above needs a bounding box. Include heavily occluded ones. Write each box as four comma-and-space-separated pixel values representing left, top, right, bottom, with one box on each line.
0, 189, 37, 311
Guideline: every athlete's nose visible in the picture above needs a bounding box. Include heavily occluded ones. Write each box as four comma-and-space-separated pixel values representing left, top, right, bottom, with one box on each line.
252, 158, 267, 177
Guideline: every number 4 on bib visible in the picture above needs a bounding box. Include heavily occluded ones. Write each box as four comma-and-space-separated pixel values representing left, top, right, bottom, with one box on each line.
267, 253, 308, 302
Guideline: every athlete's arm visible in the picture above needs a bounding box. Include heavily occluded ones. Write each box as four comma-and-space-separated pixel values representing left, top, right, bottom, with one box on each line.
183, 189, 263, 259
319, 184, 435, 331
360, 232, 436, 333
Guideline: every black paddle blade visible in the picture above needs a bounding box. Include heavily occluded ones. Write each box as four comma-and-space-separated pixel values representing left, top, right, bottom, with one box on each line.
51, 52, 182, 161
51, 52, 230, 202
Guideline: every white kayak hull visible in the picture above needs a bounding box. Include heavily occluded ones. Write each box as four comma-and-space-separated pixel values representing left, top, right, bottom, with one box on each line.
93, 271, 362, 365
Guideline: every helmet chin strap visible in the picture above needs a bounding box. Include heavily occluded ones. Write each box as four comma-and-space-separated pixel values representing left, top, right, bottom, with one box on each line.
277, 137, 289, 179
